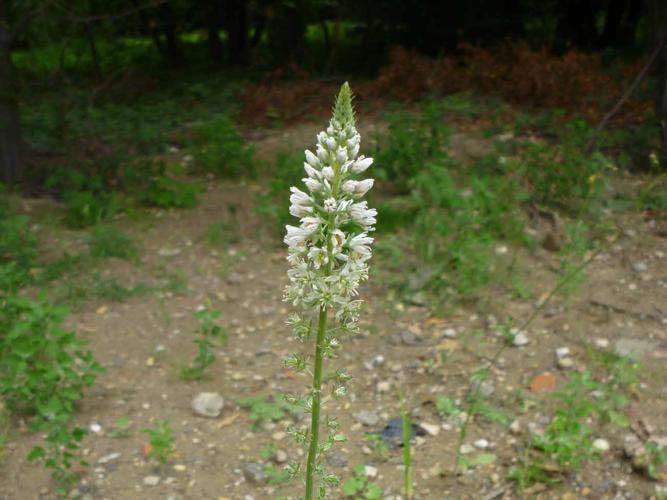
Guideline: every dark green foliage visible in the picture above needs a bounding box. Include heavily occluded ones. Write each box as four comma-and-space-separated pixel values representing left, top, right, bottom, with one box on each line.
187, 115, 257, 178
373, 101, 450, 190
255, 151, 306, 233
0, 293, 104, 487
85, 226, 138, 259
0, 188, 37, 290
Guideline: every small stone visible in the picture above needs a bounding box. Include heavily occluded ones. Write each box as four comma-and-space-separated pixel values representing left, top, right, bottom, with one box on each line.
327, 451, 348, 468
555, 347, 570, 359
614, 338, 657, 359
89, 422, 102, 434
399, 330, 421, 345
512, 331, 529, 347
633, 261, 648, 272
594, 338, 609, 348
510, 420, 521, 435
593, 438, 610, 452
376, 381, 391, 393
459, 444, 475, 454
143, 475, 161, 487
174, 464, 187, 472
473, 439, 489, 449
227, 272, 242, 285
353, 410, 380, 427
274, 450, 288, 464
478, 380, 495, 397
441, 328, 458, 338
98, 452, 121, 464
419, 422, 440, 436
363, 465, 378, 479
495, 245, 509, 255
557, 357, 574, 369
158, 247, 181, 257
529, 373, 557, 393
242, 463, 267, 485
191, 392, 224, 418
364, 355, 385, 370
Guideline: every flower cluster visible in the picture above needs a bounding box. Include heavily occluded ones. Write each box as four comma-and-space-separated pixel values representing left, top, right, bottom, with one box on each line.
284, 83, 376, 327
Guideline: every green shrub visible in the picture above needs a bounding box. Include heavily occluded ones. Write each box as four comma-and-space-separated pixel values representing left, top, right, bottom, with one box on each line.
188, 115, 256, 177
0, 293, 104, 487
85, 226, 138, 259
255, 151, 304, 233
0, 189, 37, 289
373, 101, 450, 190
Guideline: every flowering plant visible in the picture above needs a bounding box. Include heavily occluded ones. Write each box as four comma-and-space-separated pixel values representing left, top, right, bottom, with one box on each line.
283, 82, 376, 499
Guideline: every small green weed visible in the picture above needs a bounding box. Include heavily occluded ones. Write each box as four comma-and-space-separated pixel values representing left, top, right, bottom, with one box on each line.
143, 419, 175, 466
110, 416, 132, 438
341, 464, 382, 499
510, 364, 638, 488
180, 308, 227, 381
237, 395, 295, 431
85, 225, 138, 259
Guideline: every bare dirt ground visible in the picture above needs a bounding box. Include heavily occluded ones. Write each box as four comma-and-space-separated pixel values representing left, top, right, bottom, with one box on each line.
2, 126, 667, 500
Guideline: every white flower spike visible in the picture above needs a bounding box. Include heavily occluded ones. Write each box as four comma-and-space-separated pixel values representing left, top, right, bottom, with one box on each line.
283, 82, 376, 499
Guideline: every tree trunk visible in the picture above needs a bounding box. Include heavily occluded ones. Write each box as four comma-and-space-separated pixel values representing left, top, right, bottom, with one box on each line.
0, 5, 21, 186
207, 1, 224, 65
224, 0, 249, 67
647, 0, 667, 162
266, 1, 305, 67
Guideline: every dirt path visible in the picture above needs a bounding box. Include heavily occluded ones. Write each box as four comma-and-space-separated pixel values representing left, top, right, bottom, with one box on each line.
2, 129, 667, 500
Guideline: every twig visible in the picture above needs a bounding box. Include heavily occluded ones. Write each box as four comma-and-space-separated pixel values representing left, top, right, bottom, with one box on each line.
586, 33, 667, 153
454, 235, 618, 473
482, 484, 511, 500
590, 298, 664, 324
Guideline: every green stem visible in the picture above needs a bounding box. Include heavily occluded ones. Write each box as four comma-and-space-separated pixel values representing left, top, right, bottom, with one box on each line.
400, 394, 413, 499
305, 305, 328, 499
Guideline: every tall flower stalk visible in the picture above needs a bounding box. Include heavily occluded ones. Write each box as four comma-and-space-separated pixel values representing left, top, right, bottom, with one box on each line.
283, 82, 376, 499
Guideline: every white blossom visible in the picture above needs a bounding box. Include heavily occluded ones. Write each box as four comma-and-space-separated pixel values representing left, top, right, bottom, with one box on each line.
284, 82, 376, 318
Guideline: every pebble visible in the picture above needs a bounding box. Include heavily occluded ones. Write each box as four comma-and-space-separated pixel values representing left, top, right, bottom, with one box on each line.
363, 465, 378, 479
478, 380, 495, 397
594, 338, 609, 348
376, 381, 391, 393
227, 272, 243, 285
633, 261, 648, 272
557, 357, 574, 369
512, 331, 529, 347
158, 247, 181, 257
191, 392, 224, 418
364, 355, 385, 370
459, 444, 475, 454
419, 422, 440, 436
98, 452, 121, 464
353, 410, 380, 427
614, 338, 656, 359
592, 438, 610, 452
441, 328, 458, 338
143, 475, 161, 487
89, 422, 102, 434
555, 347, 570, 359
399, 330, 421, 345
274, 450, 288, 464
242, 463, 267, 485
327, 451, 348, 468
473, 439, 489, 449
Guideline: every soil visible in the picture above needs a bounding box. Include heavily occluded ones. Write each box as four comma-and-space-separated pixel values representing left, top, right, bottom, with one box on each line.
2, 125, 667, 500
